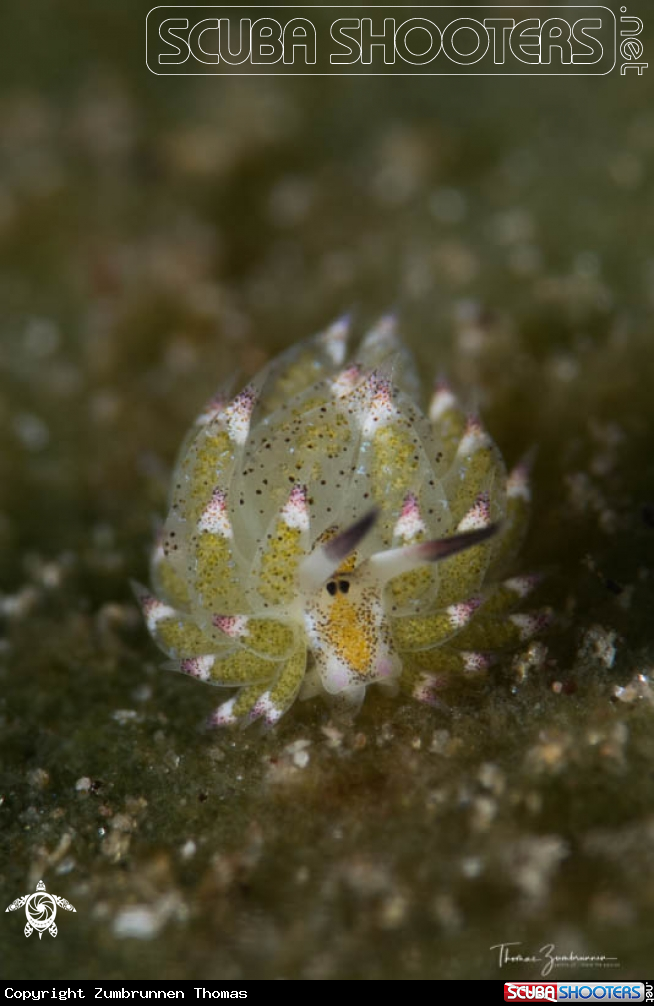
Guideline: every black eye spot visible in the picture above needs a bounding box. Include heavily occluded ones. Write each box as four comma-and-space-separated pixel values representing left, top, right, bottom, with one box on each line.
326, 581, 337, 597
338, 580, 350, 594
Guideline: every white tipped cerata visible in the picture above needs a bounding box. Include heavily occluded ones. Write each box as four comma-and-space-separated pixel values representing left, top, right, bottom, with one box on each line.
137, 317, 543, 727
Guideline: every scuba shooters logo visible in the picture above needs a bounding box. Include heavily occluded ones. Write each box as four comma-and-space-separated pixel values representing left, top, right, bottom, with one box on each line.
146, 5, 619, 75
504, 985, 646, 1002
5, 878, 76, 939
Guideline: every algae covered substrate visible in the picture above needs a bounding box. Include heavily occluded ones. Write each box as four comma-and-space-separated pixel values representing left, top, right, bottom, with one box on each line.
1, 1, 654, 981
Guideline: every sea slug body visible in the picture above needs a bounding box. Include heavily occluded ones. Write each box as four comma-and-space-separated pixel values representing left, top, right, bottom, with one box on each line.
136, 316, 549, 727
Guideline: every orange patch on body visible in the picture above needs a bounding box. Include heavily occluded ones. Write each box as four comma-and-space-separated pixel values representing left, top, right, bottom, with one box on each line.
324, 593, 372, 675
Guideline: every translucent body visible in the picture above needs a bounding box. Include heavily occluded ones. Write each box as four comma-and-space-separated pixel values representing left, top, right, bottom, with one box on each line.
136, 317, 548, 726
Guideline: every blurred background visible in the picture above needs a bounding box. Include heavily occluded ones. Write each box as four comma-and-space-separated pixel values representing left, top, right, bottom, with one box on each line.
1, 0, 654, 980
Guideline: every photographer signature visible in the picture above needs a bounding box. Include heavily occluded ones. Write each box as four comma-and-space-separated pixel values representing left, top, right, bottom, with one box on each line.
490, 942, 619, 977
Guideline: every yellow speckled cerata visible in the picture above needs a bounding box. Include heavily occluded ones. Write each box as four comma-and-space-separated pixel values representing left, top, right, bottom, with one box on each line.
135, 316, 549, 727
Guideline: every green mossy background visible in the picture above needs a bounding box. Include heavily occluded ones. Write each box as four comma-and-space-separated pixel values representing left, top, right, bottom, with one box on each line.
1, 1, 654, 980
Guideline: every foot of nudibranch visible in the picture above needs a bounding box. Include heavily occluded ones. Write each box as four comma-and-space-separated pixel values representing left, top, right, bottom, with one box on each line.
322, 684, 367, 720
298, 659, 399, 713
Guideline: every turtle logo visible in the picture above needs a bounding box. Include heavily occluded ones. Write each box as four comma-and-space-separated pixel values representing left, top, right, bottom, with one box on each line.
5, 879, 76, 939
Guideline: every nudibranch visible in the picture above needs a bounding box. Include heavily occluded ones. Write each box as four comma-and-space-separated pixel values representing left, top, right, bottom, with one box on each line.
136, 316, 549, 727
